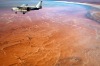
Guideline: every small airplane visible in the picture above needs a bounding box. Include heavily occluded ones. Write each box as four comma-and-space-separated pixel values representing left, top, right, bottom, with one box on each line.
11, 1, 42, 14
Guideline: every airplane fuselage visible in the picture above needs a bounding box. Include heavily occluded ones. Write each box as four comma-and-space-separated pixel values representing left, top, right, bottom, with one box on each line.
12, 1, 42, 14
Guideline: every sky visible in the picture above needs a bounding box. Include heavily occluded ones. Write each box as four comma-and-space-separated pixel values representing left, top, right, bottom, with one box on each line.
0, 0, 100, 3
59, 0, 100, 2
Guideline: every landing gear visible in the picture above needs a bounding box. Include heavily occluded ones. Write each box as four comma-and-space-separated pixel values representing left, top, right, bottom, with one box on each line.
23, 12, 26, 14
15, 12, 17, 14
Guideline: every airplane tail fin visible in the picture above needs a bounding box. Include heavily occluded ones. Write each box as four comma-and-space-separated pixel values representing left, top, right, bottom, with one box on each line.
36, 1, 42, 9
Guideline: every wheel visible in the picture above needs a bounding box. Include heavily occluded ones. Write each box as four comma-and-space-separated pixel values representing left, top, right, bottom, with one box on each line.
23, 12, 25, 14
15, 12, 17, 14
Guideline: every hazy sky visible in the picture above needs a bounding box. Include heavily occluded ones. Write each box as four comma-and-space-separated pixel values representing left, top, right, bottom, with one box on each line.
59, 0, 100, 2
1, 0, 100, 2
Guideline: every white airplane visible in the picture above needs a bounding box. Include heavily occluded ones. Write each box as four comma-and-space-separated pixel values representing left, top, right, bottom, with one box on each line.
11, 1, 42, 14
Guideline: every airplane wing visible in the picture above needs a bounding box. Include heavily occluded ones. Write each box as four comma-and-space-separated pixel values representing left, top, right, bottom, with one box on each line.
20, 4, 28, 7
17, 4, 28, 9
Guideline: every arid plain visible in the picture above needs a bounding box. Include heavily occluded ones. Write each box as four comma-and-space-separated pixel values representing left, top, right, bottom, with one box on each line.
0, 1, 100, 66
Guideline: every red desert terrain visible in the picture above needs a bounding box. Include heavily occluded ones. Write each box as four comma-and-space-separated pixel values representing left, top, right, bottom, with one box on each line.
0, 1, 100, 66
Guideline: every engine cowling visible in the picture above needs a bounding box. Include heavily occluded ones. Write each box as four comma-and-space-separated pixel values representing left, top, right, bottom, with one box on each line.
27, 7, 30, 11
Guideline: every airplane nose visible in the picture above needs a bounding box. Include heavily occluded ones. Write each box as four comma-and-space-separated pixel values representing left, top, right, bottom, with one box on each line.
11, 8, 17, 11
11, 8, 14, 11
